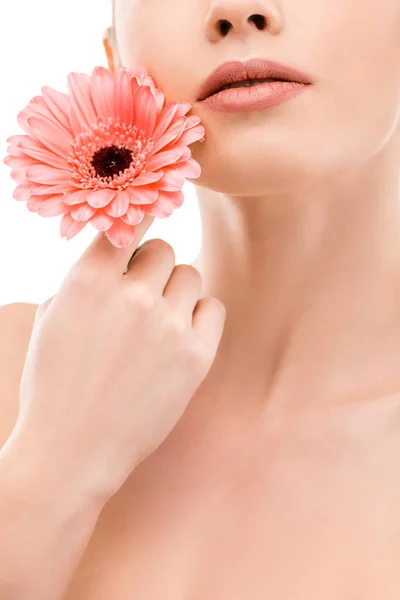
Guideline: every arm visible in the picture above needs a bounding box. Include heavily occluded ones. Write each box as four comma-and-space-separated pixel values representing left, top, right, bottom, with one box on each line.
0, 303, 108, 600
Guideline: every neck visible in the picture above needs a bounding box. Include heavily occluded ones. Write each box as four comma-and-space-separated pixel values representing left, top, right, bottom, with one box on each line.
191, 147, 400, 417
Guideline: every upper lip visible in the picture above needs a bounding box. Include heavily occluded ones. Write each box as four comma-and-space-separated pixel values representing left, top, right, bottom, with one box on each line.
196, 57, 313, 101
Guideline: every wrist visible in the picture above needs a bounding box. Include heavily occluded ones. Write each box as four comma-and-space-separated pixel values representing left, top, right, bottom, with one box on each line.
0, 423, 110, 518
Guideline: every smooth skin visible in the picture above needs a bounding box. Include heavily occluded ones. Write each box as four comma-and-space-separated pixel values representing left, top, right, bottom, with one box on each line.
2, 0, 400, 597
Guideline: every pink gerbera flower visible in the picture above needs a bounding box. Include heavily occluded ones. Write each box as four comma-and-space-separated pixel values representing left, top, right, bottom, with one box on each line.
3, 66, 205, 248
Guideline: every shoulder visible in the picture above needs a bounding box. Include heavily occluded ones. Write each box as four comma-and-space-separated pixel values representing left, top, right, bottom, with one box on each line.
0, 302, 39, 447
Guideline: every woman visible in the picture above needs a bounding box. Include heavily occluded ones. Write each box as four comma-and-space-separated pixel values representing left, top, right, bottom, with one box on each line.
1, 0, 400, 598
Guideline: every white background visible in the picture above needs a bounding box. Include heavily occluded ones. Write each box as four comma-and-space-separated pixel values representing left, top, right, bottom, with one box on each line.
0, 0, 202, 306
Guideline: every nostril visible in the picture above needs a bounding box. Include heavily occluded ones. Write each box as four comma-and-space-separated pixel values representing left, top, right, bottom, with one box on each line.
250, 14, 267, 30
218, 19, 232, 36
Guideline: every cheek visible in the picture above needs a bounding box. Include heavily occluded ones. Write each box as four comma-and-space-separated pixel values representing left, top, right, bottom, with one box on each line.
309, 0, 400, 157
117, 1, 199, 104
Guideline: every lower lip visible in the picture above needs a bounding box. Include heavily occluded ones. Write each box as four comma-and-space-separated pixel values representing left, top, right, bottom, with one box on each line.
198, 80, 310, 113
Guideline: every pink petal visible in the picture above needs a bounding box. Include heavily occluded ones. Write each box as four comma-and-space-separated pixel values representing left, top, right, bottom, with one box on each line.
26, 165, 72, 185
158, 170, 186, 192
14, 137, 69, 169
5, 144, 27, 158
131, 170, 163, 186
125, 186, 158, 205
67, 72, 98, 132
114, 68, 134, 125
164, 158, 201, 180
149, 117, 186, 155
41, 86, 71, 131
105, 219, 137, 248
10, 169, 29, 185
60, 212, 87, 240
36, 195, 69, 217
28, 183, 74, 195
26, 115, 73, 158
90, 66, 115, 123
178, 125, 206, 147
145, 190, 184, 218
133, 85, 157, 138
121, 205, 145, 225
3, 155, 38, 169
6, 134, 30, 145
145, 150, 182, 172
152, 101, 180, 140
69, 107, 83, 139
85, 188, 116, 208
89, 210, 115, 231
104, 190, 130, 217
183, 115, 202, 129
70, 203, 97, 221
153, 88, 165, 113
12, 185, 31, 201
62, 189, 89, 206
175, 102, 193, 117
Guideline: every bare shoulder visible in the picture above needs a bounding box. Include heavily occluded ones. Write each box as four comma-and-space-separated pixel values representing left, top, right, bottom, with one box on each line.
0, 302, 39, 448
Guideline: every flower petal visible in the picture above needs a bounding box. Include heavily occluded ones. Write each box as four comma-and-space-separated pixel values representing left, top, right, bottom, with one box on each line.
36, 195, 69, 217
41, 86, 71, 131
133, 85, 157, 138
67, 72, 98, 132
149, 117, 186, 155
131, 170, 163, 186
26, 115, 73, 158
12, 185, 31, 201
105, 219, 137, 248
104, 190, 130, 217
85, 188, 116, 208
90, 66, 115, 123
145, 150, 182, 172
152, 101, 180, 140
70, 203, 97, 221
178, 125, 206, 147
29, 183, 75, 195
26, 165, 72, 185
165, 158, 201, 180
11, 169, 30, 185
62, 189, 89, 206
14, 137, 69, 170
89, 209, 115, 231
60, 212, 87, 240
157, 169, 186, 192
121, 204, 145, 225
125, 187, 158, 205
3, 155, 38, 169
145, 190, 184, 218
114, 68, 134, 125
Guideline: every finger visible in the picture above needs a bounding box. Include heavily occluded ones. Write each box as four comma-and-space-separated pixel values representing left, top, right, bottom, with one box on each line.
162, 265, 202, 323
78, 213, 155, 274
122, 239, 176, 296
192, 297, 227, 349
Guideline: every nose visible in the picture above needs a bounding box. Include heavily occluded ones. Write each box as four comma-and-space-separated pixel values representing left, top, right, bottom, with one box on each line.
204, 0, 283, 42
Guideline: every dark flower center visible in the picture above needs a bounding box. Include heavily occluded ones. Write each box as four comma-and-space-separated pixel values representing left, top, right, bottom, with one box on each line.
91, 144, 134, 178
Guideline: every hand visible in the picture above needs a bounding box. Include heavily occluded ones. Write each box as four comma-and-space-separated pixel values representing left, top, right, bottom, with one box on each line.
16, 214, 226, 500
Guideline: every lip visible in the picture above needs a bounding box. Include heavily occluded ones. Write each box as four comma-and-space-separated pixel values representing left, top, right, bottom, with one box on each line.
196, 57, 313, 103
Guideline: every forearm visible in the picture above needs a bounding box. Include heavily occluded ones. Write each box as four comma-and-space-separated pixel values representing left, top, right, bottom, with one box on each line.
0, 427, 108, 600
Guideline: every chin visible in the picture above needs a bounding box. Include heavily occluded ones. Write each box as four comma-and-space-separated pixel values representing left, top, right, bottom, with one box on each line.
191, 136, 328, 196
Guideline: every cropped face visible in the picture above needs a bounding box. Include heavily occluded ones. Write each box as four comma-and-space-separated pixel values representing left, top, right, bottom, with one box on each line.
114, 0, 400, 195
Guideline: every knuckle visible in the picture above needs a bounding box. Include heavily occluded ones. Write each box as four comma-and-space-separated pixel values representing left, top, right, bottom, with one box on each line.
68, 265, 99, 291
164, 311, 187, 336
127, 284, 156, 310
